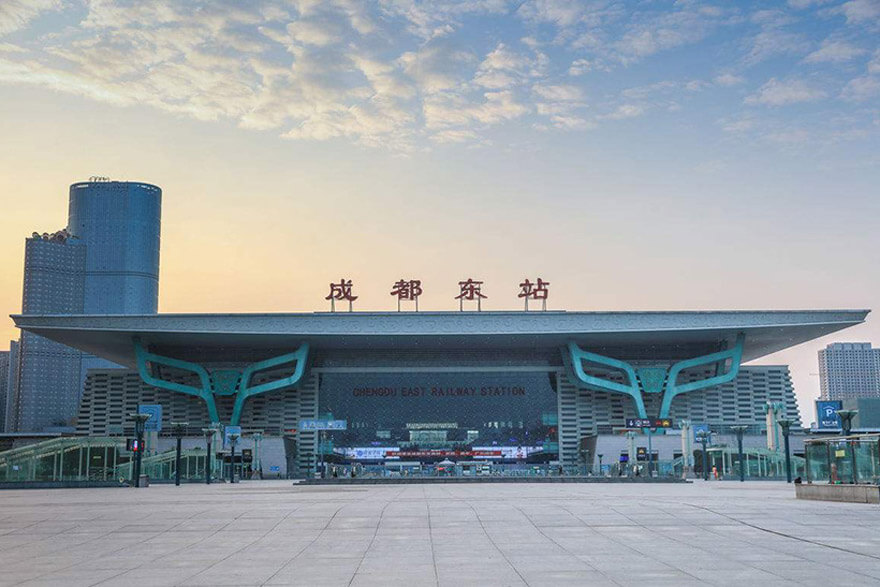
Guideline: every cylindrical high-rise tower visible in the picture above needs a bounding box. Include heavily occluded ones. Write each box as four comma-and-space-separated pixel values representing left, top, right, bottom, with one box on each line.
68, 180, 162, 313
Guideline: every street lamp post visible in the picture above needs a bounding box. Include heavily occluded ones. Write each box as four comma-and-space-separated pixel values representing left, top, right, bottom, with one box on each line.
171, 422, 188, 487
679, 420, 691, 479
252, 432, 263, 480
696, 429, 710, 481
128, 412, 151, 488
625, 431, 637, 477
777, 419, 793, 483
837, 410, 858, 437
228, 432, 240, 483
202, 427, 217, 485
731, 425, 748, 482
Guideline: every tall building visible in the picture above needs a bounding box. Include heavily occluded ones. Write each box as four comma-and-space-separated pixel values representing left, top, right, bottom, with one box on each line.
0, 350, 9, 432
10, 231, 86, 431
818, 342, 880, 400
68, 180, 162, 381
68, 180, 162, 314
9, 180, 162, 432
4, 341, 18, 432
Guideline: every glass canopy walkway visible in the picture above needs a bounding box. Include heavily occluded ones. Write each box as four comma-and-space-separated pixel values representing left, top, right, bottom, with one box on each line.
0, 437, 127, 482
0, 437, 215, 483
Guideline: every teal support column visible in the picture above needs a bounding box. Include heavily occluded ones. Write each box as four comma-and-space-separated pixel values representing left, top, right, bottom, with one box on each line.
231, 344, 309, 426
565, 333, 745, 421
134, 338, 309, 427
134, 338, 220, 423
565, 342, 648, 419
658, 334, 744, 419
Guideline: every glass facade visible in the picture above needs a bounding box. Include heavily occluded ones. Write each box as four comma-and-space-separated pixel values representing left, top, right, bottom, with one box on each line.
318, 372, 559, 460
68, 181, 162, 314
12, 236, 86, 431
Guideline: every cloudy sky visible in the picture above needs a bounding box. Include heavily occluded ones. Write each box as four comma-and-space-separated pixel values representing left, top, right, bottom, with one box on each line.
0, 0, 878, 420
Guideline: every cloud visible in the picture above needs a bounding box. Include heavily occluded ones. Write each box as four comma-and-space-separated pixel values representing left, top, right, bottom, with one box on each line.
399, 44, 475, 93
832, 0, 880, 25
472, 43, 538, 89
869, 49, 880, 74
602, 104, 644, 120
788, 0, 833, 8
0, 0, 875, 151
429, 128, 481, 143
568, 59, 592, 76
0, 0, 61, 36
516, 0, 587, 28
423, 90, 529, 131
841, 75, 880, 101
715, 73, 746, 86
804, 40, 866, 63
743, 30, 810, 65
745, 77, 827, 105
532, 84, 582, 101
286, 19, 341, 46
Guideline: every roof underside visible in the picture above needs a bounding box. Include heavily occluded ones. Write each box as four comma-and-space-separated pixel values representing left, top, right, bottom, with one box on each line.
11, 310, 869, 369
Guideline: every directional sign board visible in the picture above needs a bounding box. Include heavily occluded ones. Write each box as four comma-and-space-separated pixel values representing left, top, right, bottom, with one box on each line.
138, 404, 162, 432
299, 419, 347, 431
224, 425, 242, 448
693, 423, 711, 442
625, 418, 673, 429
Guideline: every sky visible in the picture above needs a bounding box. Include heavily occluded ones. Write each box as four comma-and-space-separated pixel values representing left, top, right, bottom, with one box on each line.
0, 0, 878, 423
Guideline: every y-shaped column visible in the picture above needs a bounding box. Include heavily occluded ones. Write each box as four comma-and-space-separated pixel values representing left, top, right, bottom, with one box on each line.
232, 344, 309, 426
134, 337, 220, 423
133, 338, 309, 426
658, 334, 744, 418
565, 344, 649, 418
565, 333, 745, 420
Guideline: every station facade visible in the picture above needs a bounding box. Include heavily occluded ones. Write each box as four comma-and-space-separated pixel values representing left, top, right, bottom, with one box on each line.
12, 309, 868, 477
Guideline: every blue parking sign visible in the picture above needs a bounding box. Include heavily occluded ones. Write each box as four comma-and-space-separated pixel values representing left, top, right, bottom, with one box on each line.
816, 401, 842, 429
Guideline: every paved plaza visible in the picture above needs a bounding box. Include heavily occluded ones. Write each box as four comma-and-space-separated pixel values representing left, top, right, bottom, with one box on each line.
0, 481, 879, 586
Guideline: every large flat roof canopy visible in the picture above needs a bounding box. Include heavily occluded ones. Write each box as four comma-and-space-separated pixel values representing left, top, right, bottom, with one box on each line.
11, 309, 869, 369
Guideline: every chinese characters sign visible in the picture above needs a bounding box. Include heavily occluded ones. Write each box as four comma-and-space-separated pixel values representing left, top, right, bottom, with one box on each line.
390, 279, 423, 311
455, 278, 487, 311
518, 278, 549, 311
325, 277, 552, 311
326, 278, 357, 312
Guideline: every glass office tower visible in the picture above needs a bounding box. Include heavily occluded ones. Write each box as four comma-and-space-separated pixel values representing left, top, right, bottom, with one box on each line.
68, 181, 162, 313
12, 232, 86, 431
9, 180, 162, 431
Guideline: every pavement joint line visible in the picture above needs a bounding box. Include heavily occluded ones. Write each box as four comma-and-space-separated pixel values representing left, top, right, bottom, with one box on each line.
88, 499, 256, 586
345, 486, 410, 587
507, 502, 623, 586
458, 491, 532, 587
161, 496, 307, 586
673, 499, 880, 564
638, 496, 880, 583
595, 502, 706, 584
257, 501, 349, 585
424, 485, 441, 586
